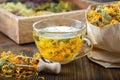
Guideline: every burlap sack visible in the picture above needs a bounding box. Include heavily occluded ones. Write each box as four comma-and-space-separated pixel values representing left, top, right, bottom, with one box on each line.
86, 3, 120, 68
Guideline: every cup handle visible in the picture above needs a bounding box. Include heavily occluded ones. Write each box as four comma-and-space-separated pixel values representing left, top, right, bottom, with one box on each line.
74, 36, 93, 60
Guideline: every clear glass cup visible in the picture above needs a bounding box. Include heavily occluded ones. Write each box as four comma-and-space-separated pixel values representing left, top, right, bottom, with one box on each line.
33, 18, 93, 64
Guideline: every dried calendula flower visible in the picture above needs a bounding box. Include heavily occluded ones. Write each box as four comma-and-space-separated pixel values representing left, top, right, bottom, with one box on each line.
0, 51, 44, 79
87, 1, 120, 27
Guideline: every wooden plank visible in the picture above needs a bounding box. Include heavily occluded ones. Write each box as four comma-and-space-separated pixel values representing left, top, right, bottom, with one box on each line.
0, 8, 19, 43
72, 0, 97, 9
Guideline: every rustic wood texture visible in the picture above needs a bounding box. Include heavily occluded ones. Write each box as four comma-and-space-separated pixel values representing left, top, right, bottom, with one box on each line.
72, 0, 96, 9
0, 32, 120, 80
0, 8, 19, 43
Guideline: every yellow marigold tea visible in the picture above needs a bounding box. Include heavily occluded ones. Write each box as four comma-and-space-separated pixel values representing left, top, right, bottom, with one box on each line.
34, 29, 82, 62
33, 18, 93, 64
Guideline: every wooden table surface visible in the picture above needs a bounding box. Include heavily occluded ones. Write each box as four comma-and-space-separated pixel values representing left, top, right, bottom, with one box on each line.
0, 32, 120, 80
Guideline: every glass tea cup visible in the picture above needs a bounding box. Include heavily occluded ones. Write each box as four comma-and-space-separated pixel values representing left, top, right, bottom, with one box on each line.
33, 18, 93, 64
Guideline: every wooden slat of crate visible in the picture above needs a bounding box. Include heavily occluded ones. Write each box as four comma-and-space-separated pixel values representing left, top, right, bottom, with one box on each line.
0, 8, 19, 42
72, 0, 97, 9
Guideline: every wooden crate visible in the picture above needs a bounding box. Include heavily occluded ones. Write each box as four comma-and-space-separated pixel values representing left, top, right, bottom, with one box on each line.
72, 0, 97, 9
0, 1, 92, 44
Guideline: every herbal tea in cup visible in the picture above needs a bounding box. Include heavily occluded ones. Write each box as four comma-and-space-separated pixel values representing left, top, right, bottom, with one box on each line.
33, 18, 93, 64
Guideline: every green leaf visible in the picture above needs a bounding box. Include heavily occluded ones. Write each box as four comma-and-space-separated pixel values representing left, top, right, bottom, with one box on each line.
80, 35, 83, 39
60, 39, 70, 43
95, 5, 103, 13
102, 11, 112, 21
112, 13, 117, 17
64, 54, 70, 58
34, 36, 39, 41
0, 59, 7, 67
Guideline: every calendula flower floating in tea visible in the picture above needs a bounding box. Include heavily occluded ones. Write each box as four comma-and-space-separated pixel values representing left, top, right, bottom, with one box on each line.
34, 36, 83, 62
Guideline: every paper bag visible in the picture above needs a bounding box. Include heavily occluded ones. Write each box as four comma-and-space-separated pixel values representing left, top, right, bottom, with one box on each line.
86, 3, 120, 68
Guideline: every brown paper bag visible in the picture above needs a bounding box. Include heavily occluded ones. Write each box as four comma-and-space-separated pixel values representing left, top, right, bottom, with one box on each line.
86, 3, 120, 68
